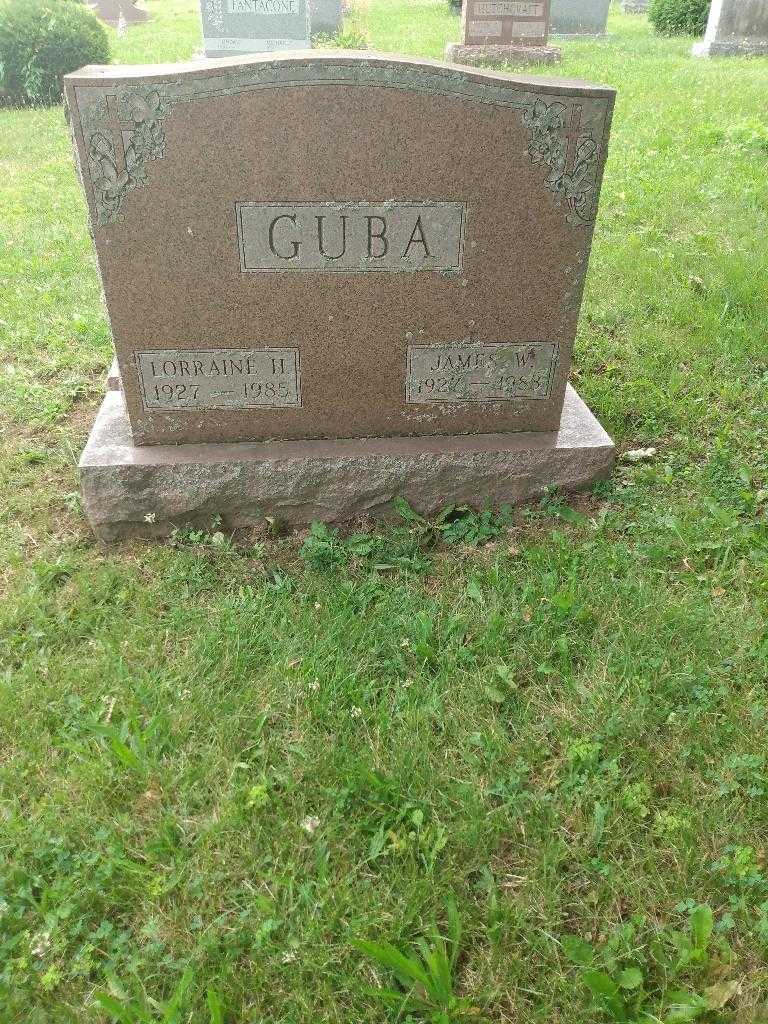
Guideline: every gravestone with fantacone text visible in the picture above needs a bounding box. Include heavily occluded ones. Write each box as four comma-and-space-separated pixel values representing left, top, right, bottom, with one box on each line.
200, 0, 310, 58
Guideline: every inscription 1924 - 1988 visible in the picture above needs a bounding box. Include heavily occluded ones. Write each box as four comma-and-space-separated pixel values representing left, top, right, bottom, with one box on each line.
406, 342, 558, 403
135, 348, 301, 411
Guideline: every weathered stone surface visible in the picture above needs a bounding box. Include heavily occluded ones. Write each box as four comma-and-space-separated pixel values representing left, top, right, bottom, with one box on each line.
107, 356, 121, 391
80, 386, 615, 541
444, 41, 561, 62
64, 53, 612, 445
550, 0, 609, 36
199, 0, 311, 58
620, 0, 647, 12
693, 0, 768, 57
310, 0, 342, 36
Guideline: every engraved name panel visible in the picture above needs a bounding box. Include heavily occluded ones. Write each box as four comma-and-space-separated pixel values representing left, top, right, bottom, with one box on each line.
513, 20, 546, 36
205, 37, 301, 49
406, 342, 559, 403
227, 0, 299, 12
237, 202, 465, 273
473, 2, 544, 16
136, 348, 300, 411
469, 19, 503, 35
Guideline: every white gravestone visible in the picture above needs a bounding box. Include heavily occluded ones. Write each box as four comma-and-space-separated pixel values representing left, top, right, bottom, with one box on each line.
693, 0, 768, 57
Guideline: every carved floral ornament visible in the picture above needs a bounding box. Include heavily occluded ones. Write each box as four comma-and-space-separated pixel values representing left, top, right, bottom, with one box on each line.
80, 86, 174, 225
75, 70, 606, 228
205, 0, 224, 31
523, 98, 600, 226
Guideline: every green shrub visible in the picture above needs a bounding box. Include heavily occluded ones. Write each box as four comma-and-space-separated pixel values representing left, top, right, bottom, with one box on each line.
649, 0, 711, 36
0, 0, 110, 106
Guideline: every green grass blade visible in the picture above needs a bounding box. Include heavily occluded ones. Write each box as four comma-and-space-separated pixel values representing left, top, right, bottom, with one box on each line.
354, 939, 430, 989
207, 988, 225, 1024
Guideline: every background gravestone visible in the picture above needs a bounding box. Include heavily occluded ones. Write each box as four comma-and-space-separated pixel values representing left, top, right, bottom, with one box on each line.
621, 0, 647, 12
693, 0, 768, 56
64, 53, 615, 539
200, 0, 310, 58
550, 0, 610, 36
310, 0, 343, 36
88, 0, 148, 27
445, 0, 562, 65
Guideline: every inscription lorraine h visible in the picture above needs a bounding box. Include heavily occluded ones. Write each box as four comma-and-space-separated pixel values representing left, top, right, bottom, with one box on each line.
64, 54, 615, 446
136, 348, 300, 411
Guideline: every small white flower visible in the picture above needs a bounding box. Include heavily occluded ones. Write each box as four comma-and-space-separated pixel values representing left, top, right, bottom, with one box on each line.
144, 512, 157, 523
403, 678, 413, 689
282, 951, 297, 964
301, 815, 321, 834
0, 900, 8, 917
308, 679, 320, 692
621, 447, 657, 464
314, 602, 322, 610
31, 931, 51, 957
350, 706, 362, 719
178, 689, 191, 700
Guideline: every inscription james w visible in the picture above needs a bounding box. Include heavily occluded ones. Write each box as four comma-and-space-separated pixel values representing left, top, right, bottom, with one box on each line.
406, 342, 559, 403
237, 202, 465, 273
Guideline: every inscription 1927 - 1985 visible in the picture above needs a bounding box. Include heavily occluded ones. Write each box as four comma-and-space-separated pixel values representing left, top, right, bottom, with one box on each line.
237, 202, 465, 273
136, 348, 301, 411
406, 342, 558, 403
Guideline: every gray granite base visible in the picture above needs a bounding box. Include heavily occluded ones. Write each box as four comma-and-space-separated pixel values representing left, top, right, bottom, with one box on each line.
79, 386, 614, 542
692, 39, 768, 56
444, 43, 562, 66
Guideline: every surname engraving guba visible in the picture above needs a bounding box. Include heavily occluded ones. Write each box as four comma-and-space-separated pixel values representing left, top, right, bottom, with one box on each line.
237, 202, 465, 273
136, 348, 300, 411
406, 342, 558, 403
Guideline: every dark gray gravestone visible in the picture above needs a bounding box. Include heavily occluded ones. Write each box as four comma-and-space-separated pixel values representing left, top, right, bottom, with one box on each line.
88, 0, 148, 27
311, 0, 343, 36
550, 0, 610, 36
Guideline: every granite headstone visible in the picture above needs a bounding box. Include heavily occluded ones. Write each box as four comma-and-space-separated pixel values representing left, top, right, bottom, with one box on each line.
64, 53, 615, 539
200, 0, 310, 58
445, 0, 561, 65
550, 0, 610, 36
693, 0, 768, 57
310, 0, 343, 36
621, 0, 647, 12
88, 0, 148, 27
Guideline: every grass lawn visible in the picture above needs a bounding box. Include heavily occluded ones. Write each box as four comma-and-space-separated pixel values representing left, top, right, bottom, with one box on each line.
1, 1, 768, 1020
